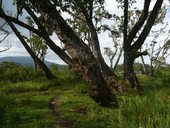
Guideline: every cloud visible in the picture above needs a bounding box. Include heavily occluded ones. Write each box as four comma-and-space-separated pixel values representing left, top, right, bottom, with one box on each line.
0, 47, 29, 57
0, 33, 29, 57
45, 51, 66, 65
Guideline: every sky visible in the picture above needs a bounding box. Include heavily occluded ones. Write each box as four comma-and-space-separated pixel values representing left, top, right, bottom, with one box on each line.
0, 0, 170, 66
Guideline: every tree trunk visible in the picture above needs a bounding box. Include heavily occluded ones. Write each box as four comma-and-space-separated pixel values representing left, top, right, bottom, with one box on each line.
77, 2, 115, 77
65, 45, 118, 107
113, 48, 123, 72
87, 20, 116, 77
33, 59, 38, 69
123, 0, 142, 91
124, 52, 143, 91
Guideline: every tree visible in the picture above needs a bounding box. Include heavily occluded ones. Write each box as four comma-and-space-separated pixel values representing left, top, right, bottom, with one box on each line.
28, 34, 48, 69
0, 0, 164, 107
149, 37, 170, 76
26, 16, 48, 69
63, 0, 117, 76
0, 0, 118, 107
104, 47, 115, 69
136, 5, 168, 76
7, 20, 55, 79
0, 4, 55, 79
122, 0, 163, 91
103, 23, 123, 71
104, 44, 123, 71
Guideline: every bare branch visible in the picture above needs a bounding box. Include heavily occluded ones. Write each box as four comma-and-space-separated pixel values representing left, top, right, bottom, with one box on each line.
0, 45, 11, 52
0, 31, 12, 43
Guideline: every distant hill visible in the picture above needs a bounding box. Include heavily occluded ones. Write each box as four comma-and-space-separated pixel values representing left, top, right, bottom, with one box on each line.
0, 56, 67, 69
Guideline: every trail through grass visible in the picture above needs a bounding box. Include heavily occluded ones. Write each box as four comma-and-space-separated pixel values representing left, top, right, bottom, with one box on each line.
0, 68, 170, 127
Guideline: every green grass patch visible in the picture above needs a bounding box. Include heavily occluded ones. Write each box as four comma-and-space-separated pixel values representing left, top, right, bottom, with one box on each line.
0, 80, 59, 94
56, 80, 170, 128
0, 79, 170, 128
0, 65, 170, 128
119, 94, 170, 128
0, 79, 60, 128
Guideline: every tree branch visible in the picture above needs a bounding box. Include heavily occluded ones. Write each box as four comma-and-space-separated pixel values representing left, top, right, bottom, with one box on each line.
123, 0, 129, 51
89, 0, 94, 19
24, 5, 73, 66
74, 0, 90, 20
128, 0, 151, 45
131, 0, 163, 51
135, 50, 148, 58
0, 31, 11, 43
0, 11, 43, 36
0, 22, 10, 34
0, 7, 73, 66
0, 45, 11, 52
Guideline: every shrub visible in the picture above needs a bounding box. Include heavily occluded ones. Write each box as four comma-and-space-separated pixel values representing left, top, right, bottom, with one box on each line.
0, 62, 21, 69
0, 66, 46, 83
154, 68, 170, 86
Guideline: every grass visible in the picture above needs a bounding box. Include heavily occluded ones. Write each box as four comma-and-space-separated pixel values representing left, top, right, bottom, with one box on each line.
0, 79, 62, 128
55, 72, 170, 128
58, 91, 120, 128
0, 66, 170, 127
119, 95, 170, 128
55, 80, 170, 128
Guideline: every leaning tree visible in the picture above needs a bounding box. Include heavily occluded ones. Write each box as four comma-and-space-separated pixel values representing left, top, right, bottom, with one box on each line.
0, 0, 164, 107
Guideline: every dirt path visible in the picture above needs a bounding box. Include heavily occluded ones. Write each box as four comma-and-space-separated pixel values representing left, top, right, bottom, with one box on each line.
48, 95, 77, 128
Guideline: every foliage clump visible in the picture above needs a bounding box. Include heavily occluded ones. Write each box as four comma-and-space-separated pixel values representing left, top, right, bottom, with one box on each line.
0, 62, 46, 83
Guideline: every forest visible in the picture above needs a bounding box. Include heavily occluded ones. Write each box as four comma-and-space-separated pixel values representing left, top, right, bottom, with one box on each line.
0, 0, 170, 127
